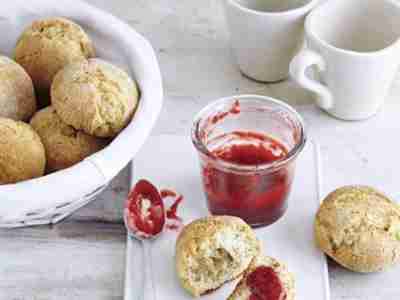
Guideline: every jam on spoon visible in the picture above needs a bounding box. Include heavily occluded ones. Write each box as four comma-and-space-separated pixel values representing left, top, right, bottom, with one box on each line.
125, 180, 184, 238
124, 179, 166, 239
124, 180, 166, 300
124, 180, 184, 300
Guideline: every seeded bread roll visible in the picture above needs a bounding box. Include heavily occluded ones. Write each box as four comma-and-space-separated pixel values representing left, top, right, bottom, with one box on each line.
52, 58, 139, 137
228, 255, 295, 300
175, 216, 260, 297
0, 56, 36, 121
315, 185, 400, 273
0, 118, 45, 184
30, 106, 107, 172
15, 17, 95, 105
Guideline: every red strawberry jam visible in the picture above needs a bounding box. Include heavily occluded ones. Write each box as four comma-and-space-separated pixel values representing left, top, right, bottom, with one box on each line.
124, 181, 185, 238
201, 131, 293, 227
124, 180, 165, 239
246, 266, 285, 300
160, 189, 184, 230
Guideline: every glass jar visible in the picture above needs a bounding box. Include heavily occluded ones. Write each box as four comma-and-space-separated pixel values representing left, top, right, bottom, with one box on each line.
191, 95, 306, 227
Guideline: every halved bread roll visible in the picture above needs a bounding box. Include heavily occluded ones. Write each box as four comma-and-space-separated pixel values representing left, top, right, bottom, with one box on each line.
228, 255, 295, 300
175, 216, 260, 297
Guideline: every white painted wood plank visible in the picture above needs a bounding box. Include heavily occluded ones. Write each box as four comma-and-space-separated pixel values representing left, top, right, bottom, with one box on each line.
0, 222, 126, 300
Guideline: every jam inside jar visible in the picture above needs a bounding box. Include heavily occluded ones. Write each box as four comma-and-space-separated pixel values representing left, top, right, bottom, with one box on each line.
192, 96, 306, 227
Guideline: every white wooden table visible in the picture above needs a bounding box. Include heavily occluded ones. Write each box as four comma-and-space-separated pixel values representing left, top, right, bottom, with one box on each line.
1, 1, 400, 299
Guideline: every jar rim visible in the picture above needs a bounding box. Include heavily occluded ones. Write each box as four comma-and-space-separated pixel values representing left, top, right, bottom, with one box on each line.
191, 95, 307, 173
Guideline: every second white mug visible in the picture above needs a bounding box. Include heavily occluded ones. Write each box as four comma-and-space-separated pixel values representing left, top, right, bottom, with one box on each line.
290, 0, 400, 120
224, 0, 319, 82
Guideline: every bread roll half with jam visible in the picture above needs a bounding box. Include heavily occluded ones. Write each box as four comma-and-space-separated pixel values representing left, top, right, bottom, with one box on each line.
228, 255, 295, 300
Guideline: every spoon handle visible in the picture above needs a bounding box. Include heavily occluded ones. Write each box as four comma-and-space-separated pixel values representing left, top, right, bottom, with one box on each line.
142, 240, 156, 300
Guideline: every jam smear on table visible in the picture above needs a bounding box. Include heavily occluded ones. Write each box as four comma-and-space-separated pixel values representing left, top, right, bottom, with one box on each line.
160, 189, 177, 198
202, 131, 292, 226
246, 266, 286, 300
160, 189, 184, 230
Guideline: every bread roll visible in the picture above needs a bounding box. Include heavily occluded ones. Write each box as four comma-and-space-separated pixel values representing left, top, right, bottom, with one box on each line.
15, 17, 95, 105
315, 185, 400, 272
228, 255, 295, 300
52, 59, 139, 137
0, 56, 36, 121
175, 216, 260, 297
0, 118, 45, 184
31, 106, 107, 172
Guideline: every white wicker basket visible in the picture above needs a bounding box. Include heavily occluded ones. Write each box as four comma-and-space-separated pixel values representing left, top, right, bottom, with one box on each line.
0, 0, 163, 228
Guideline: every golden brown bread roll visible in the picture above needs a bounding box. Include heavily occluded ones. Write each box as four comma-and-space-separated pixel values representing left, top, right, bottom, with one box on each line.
30, 106, 107, 172
15, 17, 95, 105
52, 58, 139, 137
0, 56, 36, 121
315, 185, 400, 272
0, 118, 45, 184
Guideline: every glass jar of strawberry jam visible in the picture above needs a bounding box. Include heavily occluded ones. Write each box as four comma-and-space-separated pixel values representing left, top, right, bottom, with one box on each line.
192, 95, 306, 227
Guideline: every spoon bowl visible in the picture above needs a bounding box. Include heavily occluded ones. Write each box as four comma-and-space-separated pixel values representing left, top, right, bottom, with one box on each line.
124, 179, 166, 300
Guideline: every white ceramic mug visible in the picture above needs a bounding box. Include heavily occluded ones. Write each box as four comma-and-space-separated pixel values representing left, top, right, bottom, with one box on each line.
224, 0, 319, 82
290, 0, 400, 121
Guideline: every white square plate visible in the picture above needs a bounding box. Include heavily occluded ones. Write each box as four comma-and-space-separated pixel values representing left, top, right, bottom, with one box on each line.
125, 135, 330, 300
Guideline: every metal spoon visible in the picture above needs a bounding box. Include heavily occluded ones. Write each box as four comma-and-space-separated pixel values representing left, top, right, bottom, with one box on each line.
124, 212, 164, 300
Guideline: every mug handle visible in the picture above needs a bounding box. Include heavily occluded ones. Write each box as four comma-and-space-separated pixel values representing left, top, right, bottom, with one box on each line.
290, 49, 334, 110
